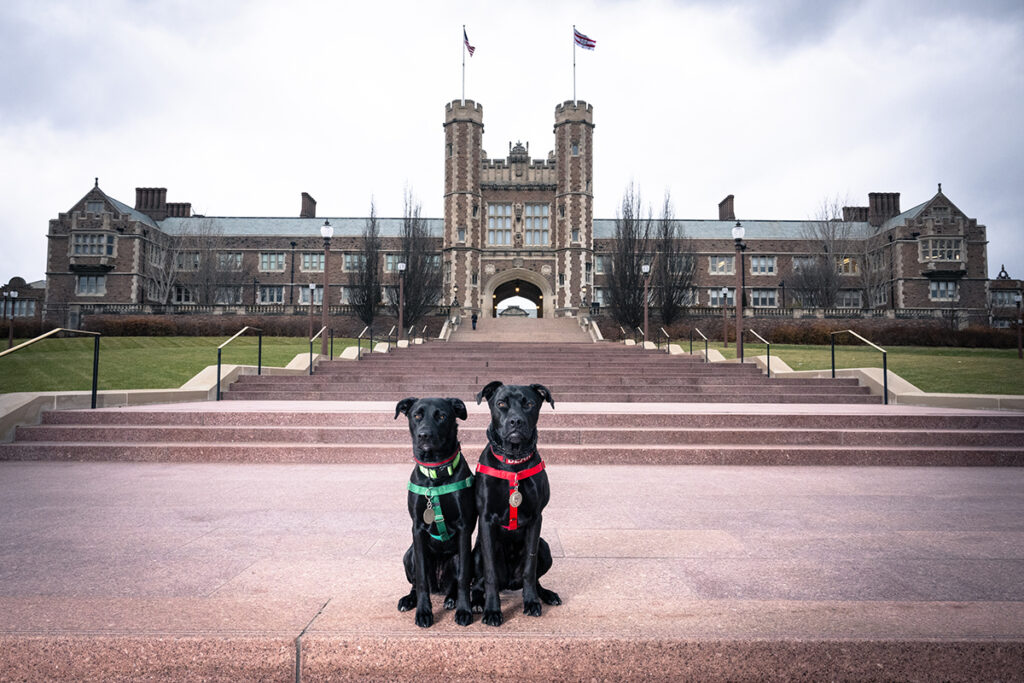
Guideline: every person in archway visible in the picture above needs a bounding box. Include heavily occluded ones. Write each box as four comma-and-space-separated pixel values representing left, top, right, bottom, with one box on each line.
471, 312, 478, 330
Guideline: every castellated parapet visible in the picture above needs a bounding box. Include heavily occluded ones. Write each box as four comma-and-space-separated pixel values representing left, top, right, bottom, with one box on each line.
445, 99, 484, 124
554, 100, 594, 126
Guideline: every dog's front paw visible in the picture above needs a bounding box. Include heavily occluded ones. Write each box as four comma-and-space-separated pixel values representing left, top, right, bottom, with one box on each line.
443, 595, 456, 610
523, 600, 542, 617
397, 592, 416, 612
471, 589, 484, 613
454, 608, 473, 626
414, 609, 434, 628
539, 588, 562, 606
482, 609, 503, 627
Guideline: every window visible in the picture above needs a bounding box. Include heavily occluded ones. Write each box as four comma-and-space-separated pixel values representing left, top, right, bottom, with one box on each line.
72, 233, 115, 256
487, 204, 512, 246
992, 291, 1020, 307
259, 252, 285, 272
571, 228, 580, 243
836, 256, 859, 275
344, 253, 367, 271
76, 275, 106, 295
682, 288, 698, 306
524, 204, 550, 245
871, 286, 889, 307
709, 288, 734, 307
571, 141, 579, 156
299, 285, 323, 305
921, 238, 962, 262
258, 285, 284, 304
792, 256, 816, 272
457, 227, 466, 242
10, 300, 36, 317
340, 286, 353, 304
593, 287, 605, 305
929, 280, 958, 301
385, 254, 406, 272
750, 255, 776, 275
709, 255, 735, 274
218, 252, 242, 271
173, 286, 194, 304
835, 290, 862, 308
176, 251, 200, 271
85, 200, 105, 213
585, 261, 593, 282
214, 287, 242, 304
595, 255, 609, 274
301, 252, 324, 272
751, 288, 777, 307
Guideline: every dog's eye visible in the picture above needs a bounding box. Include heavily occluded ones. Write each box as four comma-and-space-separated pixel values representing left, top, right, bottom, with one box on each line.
525, 401, 535, 409
437, 413, 446, 421
497, 401, 508, 409
414, 413, 423, 421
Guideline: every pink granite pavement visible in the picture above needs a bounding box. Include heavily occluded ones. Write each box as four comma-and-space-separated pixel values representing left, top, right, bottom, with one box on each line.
1, 460, 1023, 680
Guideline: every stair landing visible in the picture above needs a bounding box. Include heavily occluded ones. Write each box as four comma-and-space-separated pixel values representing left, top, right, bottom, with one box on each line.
448, 315, 592, 343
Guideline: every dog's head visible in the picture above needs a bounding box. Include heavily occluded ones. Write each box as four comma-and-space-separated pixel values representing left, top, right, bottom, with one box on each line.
394, 397, 467, 462
475, 381, 554, 452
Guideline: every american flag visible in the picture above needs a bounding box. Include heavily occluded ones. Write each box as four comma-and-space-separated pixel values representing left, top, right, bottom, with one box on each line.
464, 28, 475, 56
574, 28, 596, 50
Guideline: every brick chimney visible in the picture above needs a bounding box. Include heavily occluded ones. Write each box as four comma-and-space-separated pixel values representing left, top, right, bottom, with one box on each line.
134, 188, 169, 220
718, 194, 735, 221
842, 206, 869, 222
300, 192, 317, 218
165, 203, 192, 218
868, 192, 901, 227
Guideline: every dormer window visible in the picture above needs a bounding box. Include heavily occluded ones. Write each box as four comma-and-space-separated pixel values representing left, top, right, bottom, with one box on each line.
85, 200, 105, 213
72, 233, 115, 256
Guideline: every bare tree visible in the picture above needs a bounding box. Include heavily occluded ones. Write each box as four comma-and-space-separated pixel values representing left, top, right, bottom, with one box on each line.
144, 231, 181, 304
174, 218, 237, 305
388, 189, 442, 328
791, 195, 855, 308
350, 200, 382, 327
653, 192, 697, 325
606, 183, 653, 330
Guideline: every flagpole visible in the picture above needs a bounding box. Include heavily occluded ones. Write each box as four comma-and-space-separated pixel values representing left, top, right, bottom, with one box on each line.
462, 24, 466, 103
573, 24, 577, 103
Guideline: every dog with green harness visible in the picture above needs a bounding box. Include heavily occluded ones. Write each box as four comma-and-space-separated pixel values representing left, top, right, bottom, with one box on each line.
395, 397, 477, 628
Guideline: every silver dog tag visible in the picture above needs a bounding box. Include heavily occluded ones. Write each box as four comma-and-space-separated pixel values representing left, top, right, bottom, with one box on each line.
423, 501, 436, 524
509, 490, 523, 508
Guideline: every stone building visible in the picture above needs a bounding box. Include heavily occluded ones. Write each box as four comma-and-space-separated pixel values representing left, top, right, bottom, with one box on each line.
39, 99, 1009, 328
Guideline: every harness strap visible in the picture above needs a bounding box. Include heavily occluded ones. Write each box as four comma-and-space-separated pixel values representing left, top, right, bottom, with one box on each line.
407, 475, 474, 542
475, 460, 546, 531
414, 448, 462, 479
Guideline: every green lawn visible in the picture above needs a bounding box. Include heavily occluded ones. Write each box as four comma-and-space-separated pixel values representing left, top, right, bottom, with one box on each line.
0, 336, 357, 394
708, 343, 1024, 395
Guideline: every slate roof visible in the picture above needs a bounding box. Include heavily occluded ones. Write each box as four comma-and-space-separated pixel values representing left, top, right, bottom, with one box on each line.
159, 216, 444, 238
593, 218, 875, 240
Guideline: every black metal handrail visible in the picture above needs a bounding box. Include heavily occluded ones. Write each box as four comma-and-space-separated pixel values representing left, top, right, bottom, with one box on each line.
746, 329, 771, 375
420, 325, 428, 342
386, 325, 397, 351
691, 327, 709, 363
658, 327, 670, 353
635, 326, 644, 345
308, 326, 328, 375
0, 328, 102, 408
356, 326, 370, 360
216, 326, 262, 401
830, 329, 888, 405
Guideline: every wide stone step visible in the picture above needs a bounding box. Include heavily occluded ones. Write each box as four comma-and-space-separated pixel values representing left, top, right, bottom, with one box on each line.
222, 390, 879, 403
235, 374, 851, 387
15, 424, 1024, 448
228, 380, 868, 394
2, 441, 1020, 465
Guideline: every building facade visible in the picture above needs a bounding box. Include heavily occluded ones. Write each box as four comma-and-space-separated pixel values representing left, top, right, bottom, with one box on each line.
39, 99, 1014, 329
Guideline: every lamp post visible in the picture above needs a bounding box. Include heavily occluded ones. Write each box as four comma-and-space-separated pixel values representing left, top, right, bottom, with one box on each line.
451, 284, 459, 323
732, 221, 746, 361
1015, 292, 1022, 360
397, 261, 406, 340
721, 286, 729, 347
642, 263, 651, 343
320, 219, 333, 357
4, 289, 17, 349
307, 283, 316, 339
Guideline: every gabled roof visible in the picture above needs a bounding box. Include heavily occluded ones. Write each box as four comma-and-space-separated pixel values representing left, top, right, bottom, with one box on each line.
879, 200, 928, 231
70, 185, 158, 228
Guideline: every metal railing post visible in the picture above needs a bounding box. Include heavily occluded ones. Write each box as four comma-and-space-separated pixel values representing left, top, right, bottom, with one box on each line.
330, 329, 334, 359
831, 333, 836, 379
257, 333, 263, 375
830, 329, 889, 405
0, 327, 103, 407
217, 348, 222, 400
883, 351, 889, 405
91, 335, 100, 409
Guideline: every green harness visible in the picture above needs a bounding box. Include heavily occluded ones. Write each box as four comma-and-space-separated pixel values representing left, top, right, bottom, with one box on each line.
407, 451, 474, 542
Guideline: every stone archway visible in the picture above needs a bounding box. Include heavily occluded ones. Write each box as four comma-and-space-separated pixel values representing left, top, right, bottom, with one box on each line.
484, 269, 553, 318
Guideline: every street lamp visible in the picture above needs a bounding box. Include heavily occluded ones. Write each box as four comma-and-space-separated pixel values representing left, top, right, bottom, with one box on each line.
642, 263, 651, 343
4, 289, 17, 349
397, 261, 406, 340
320, 219, 334, 357
732, 221, 746, 362
721, 286, 729, 347
1015, 292, 1022, 360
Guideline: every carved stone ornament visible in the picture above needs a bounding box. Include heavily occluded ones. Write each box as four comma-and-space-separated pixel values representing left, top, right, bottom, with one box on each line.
514, 202, 523, 222
541, 265, 552, 275
484, 264, 496, 275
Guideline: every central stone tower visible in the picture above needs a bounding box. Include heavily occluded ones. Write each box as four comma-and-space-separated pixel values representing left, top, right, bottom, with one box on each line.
442, 100, 594, 318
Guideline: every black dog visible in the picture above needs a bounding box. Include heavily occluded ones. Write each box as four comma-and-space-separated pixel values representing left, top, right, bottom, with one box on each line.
472, 381, 561, 627
395, 397, 476, 628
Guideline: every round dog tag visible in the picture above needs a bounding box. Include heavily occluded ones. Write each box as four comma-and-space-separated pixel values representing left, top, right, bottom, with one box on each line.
423, 503, 436, 524
509, 490, 523, 508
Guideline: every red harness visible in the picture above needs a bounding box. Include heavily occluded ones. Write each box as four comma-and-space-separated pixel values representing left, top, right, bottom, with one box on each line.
475, 456, 545, 531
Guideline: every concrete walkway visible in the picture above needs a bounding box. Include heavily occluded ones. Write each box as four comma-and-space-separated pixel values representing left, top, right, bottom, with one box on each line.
1, 461, 1022, 680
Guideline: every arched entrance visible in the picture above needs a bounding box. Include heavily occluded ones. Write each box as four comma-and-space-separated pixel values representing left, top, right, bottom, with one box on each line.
485, 269, 552, 318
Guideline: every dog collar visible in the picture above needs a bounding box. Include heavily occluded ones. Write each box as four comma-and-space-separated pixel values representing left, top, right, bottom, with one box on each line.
476, 460, 546, 531
407, 475, 474, 542
490, 445, 534, 465
414, 447, 462, 480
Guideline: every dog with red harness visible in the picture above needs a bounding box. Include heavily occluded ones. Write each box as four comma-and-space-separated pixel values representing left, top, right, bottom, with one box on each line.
471, 381, 561, 627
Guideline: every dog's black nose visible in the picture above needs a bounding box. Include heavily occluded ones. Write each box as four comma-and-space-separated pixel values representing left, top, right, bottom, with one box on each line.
506, 415, 524, 429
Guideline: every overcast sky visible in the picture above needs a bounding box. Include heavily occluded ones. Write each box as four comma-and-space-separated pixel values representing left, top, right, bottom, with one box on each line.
2, 0, 1022, 285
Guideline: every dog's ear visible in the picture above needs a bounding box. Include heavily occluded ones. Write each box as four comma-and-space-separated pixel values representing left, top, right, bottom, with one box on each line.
530, 384, 555, 409
476, 380, 503, 405
394, 397, 418, 419
446, 398, 468, 421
